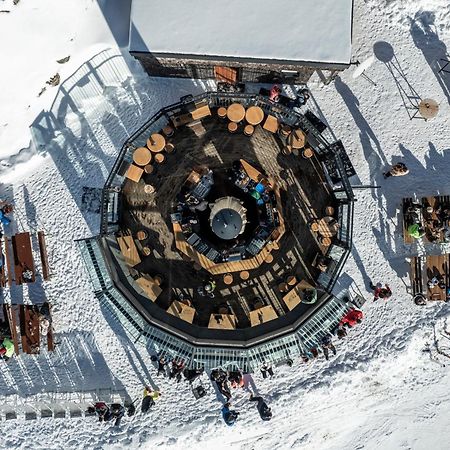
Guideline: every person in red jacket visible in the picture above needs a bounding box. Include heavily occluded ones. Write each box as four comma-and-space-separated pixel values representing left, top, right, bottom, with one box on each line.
339, 309, 364, 328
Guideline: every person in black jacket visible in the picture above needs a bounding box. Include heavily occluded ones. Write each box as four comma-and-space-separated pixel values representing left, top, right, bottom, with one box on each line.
249, 394, 272, 421
211, 369, 232, 401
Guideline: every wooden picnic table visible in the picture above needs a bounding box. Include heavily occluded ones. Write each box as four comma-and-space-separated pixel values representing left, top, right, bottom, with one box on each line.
167, 300, 196, 323
249, 305, 278, 327
12, 232, 35, 285
19, 305, 40, 354
208, 313, 237, 330
227, 103, 245, 123
117, 235, 141, 267
133, 147, 152, 166
136, 276, 162, 301
245, 106, 264, 125
147, 133, 166, 152
125, 163, 144, 183
317, 216, 339, 238
282, 280, 314, 311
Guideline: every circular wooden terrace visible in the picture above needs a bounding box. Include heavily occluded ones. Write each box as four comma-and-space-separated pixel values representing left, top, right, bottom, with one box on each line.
97, 92, 354, 343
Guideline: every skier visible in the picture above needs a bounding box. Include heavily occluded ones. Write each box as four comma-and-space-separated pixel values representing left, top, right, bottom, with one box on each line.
371, 282, 392, 301
321, 334, 337, 361
157, 355, 168, 377
110, 403, 125, 427
383, 162, 409, 178
249, 394, 272, 421
269, 84, 281, 102
183, 367, 204, 384
339, 309, 364, 328
337, 327, 348, 339
0, 338, 14, 361
221, 402, 239, 426
228, 369, 244, 388
142, 386, 161, 413
169, 359, 185, 381
92, 402, 112, 422
211, 369, 232, 401
260, 363, 274, 379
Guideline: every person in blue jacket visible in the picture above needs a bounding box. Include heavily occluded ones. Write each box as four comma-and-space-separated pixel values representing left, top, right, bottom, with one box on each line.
222, 402, 239, 426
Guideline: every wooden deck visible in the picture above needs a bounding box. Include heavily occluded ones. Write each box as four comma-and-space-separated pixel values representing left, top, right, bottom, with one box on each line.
119, 112, 338, 328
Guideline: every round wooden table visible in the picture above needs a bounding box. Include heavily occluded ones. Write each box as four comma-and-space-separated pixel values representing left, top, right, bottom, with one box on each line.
227, 103, 245, 123
302, 147, 314, 159
144, 164, 154, 174
155, 153, 166, 164
240, 270, 250, 281
318, 216, 339, 238
419, 99, 439, 120
289, 129, 306, 149
244, 124, 254, 136
287, 275, 297, 286
133, 147, 152, 166
223, 273, 233, 285
136, 230, 148, 240
147, 133, 166, 152
165, 143, 175, 154
310, 221, 319, 232
217, 107, 227, 119
162, 125, 174, 137
320, 236, 332, 247
228, 122, 238, 133
245, 106, 264, 125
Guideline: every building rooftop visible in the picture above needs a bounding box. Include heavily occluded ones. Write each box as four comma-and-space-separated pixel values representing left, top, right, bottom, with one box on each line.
129, 0, 354, 65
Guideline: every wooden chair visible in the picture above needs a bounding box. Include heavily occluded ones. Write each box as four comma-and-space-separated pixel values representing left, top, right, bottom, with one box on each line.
244, 124, 254, 136
228, 122, 238, 133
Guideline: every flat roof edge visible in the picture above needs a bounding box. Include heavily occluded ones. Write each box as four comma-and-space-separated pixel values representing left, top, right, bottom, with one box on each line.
129, 51, 351, 70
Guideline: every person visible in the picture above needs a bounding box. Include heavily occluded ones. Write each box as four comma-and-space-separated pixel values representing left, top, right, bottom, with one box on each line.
339, 309, 364, 328
260, 363, 274, 379
169, 359, 185, 381
222, 402, 239, 426
110, 403, 125, 427
183, 367, 204, 384
269, 84, 281, 102
157, 355, 167, 377
0, 203, 12, 226
0, 338, 14, 361
142, 386, 160, 413
93, 402, 112, 422
371, 282, 392, 301
383, 163, 409, 178
211, 369, 232, 400
249, 394, 272, 421
228, 370, 244, 389
321, 334, 336, 361
296, 88, 310, 106
407, 223, 425, 239
337, 327, 348, 339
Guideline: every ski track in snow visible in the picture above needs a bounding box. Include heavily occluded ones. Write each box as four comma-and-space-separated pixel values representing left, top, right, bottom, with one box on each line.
1, 0, 450, 448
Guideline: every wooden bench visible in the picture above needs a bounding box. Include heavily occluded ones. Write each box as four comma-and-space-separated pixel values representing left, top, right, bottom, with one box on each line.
38, 231, 50, 280
402, 198, 418, 244
425, 254, 448, 301
171, 104, 212, 128
409, 256, 424, 297
12, 232, 35, 285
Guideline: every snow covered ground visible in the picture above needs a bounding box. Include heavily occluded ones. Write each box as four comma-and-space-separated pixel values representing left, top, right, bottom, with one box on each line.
1, 0, 450, 449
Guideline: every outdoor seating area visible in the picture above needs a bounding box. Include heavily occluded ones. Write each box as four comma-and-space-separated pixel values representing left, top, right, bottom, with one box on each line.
402, 195, 450, 244
109, 95, 346, 332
